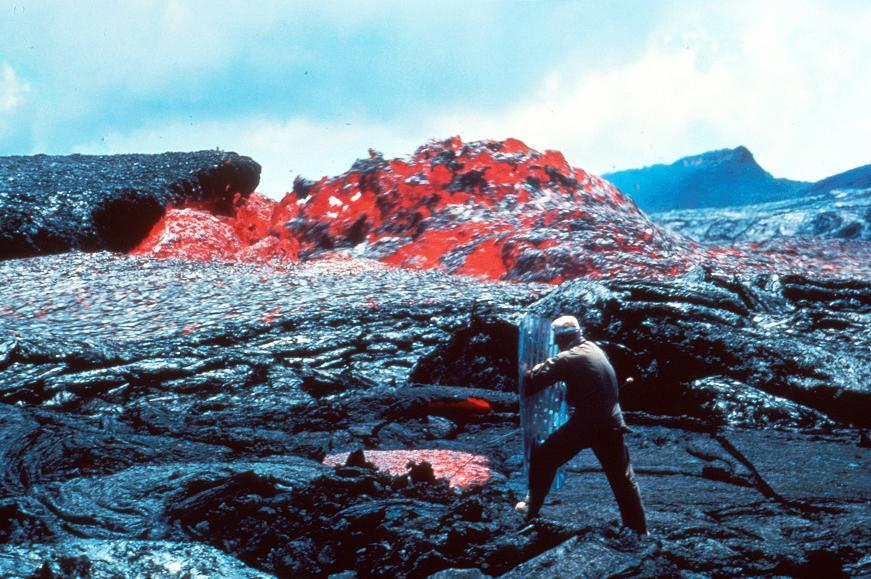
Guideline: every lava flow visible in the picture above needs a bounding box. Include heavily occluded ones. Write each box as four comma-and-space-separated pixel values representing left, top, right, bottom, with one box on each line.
131, 193, 299, 263
130, 137, 871, 282
323, 449, 492, 490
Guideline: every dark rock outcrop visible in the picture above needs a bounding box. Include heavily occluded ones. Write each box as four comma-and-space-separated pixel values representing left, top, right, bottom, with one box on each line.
0, 151, 260, 259
410, 316, 521, 392
678, 376, 836, 429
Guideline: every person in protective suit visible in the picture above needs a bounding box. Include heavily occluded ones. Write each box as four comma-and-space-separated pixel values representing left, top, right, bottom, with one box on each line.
515, 315, 648, 535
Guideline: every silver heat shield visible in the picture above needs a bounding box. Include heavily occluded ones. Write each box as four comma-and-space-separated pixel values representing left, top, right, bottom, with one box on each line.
518, 314, 569, 491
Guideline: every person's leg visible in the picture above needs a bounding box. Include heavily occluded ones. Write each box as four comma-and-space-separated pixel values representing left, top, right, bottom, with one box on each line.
591, 428, 648, 534
525, 418, 589, 518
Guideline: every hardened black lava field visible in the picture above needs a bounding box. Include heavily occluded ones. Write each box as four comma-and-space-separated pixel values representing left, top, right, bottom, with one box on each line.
0, 148, 868, 577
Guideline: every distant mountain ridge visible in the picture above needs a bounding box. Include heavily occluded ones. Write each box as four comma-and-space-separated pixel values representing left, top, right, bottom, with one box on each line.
802, 163, 871, 196
602, 147, 870, 213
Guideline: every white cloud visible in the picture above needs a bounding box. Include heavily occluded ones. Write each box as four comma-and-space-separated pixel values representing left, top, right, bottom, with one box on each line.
432, 48, 742, 172
70, 0, 871, 190
0, 63, 29, 114
427, 0, 871, 181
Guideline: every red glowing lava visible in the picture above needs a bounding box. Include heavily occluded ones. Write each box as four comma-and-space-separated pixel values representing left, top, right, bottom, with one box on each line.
131, 194, 299, 263
130, 137, 871, 281
323, 449, 492, 490
426, 397, 493, 414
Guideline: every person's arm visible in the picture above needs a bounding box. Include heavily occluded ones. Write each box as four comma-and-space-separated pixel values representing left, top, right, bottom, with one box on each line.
524, 355, 564, 397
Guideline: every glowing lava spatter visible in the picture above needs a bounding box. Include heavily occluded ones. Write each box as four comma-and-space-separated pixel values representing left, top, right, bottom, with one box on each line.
131, 137, 871, 281
132, 193, 299, 263
323, 449, 492, 490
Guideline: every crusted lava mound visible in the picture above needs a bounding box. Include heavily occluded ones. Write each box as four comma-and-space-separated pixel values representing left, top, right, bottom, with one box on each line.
133, 138, 688, 281
130, 138, 870, 282
281, 138, 686, 282
0, 151, 260, 259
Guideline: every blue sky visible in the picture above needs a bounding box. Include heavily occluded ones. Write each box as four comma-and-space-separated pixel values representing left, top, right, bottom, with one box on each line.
1, 0, 869, 196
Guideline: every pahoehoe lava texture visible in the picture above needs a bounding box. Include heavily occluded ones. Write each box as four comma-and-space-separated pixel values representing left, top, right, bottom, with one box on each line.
0, 151, 260, 259
527, 268, 871, 427
0, 251, 868, 576
416, 267, 870, 427
654, 187, 871, 244
1, 144, 869, 577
